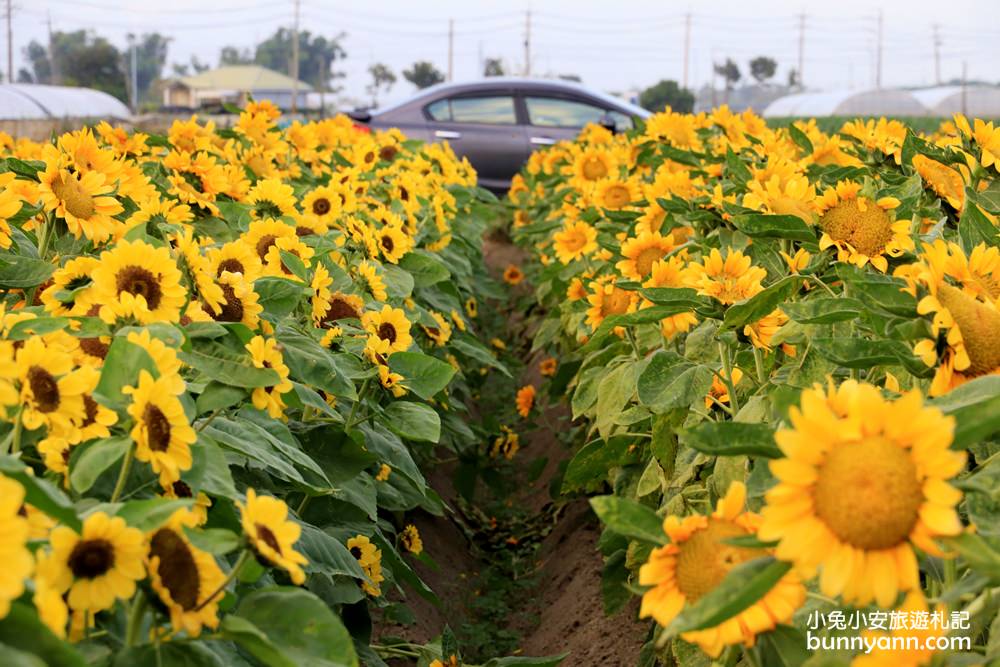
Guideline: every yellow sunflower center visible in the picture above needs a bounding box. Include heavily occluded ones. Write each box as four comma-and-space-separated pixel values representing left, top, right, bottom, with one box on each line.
27, 366, 60, 413
634, 246, 666, 278
561, 231, 588, 254
813, 438, 922, 550
143, 403, 172, 452
116, 266, 163, 310
378, 322, 398, 344
819, 197, 893, 257
150, 528, 200, 610
602, 288, 633, 316
256, 523, 282, 555
675, 519, 762, 602
68, 538, 115, 579
937, 284, 1000, 376
51, 174, 96, 220
602, 185, 631, 209
581, 157, 608, 181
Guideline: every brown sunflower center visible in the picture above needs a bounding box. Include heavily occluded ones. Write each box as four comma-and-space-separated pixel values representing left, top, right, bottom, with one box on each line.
813, 438, 922, 550
379, 145, 398, 162
674, 519, 762, 602
212, 283, 244, 323
634, 246, 666, 278
937, 284, 1000, 376
581, 156, 608, 181
27, 366, 60, 413
350, 546, 362, 559
80, 394, 99, 428
378, 322, 397, 344
115, 266, 163, 310
150, 528, 200, 610
217, 258, 245, 276
255, 523, 282, 554
381, 234, 394, 253
80, 336, 110, 360
322, 297, 361, 325
255, 235, 277, 261
68, 538, 115, 579
172, 480, 193, 497
819, 197, 893, 257
311, 197, 332, 216
144, 404, 172, 452
51, 174, 96, 219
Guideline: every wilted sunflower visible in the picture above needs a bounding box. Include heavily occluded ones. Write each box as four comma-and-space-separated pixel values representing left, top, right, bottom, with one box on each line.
0, 474, 32, 618
347, 535, 384, 596
146, 508, 226, 637
47, 512, 145, 612
13, 337, 88, 432
40, 256, 99, 317
123, 370, 195, 487
38, 165, 124, 243
246, 178, 297, 219
362, 306, 413, 355
639, 482, 805, 658
239, 488, 308, 584
516, 384, 536, 418
552, 220, 598, 265
539, 357, 557, 377
490, 425, 520, 460
617, 231, 677, 281
245, 336, 294, 419
377, 364, 406, 397
399, 524, 423, 555
685, 248, 766, 304
816, 180, 912, 273
91, 240, 187, 324
758, 381, 965, 607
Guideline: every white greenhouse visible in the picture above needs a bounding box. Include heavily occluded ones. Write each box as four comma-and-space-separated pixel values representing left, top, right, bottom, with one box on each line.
0, 84, 131, 121
762, 89, 929, 118
911, 86, 1000, 118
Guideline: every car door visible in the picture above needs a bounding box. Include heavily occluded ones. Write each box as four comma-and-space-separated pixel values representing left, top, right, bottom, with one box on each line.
424, 93, 528, 189
522, 95, 633, 149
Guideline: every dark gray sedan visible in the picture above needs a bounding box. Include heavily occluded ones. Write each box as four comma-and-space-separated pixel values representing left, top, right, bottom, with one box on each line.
348, 78, 650, 191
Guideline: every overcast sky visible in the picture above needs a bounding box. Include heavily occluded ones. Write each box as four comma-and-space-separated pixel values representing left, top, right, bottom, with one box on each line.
7, 0, 1000, 107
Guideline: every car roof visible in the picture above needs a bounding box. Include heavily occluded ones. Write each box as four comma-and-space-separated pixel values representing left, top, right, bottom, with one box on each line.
374, 77, 650, 118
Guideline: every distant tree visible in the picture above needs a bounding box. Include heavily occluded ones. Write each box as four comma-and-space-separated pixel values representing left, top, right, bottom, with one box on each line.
170, 55, 209, 78
787, 68, 800, 89
21, 30, 127, 101
254, 28, 347, 92
190, 55, 210, 74
219, 45, 253, 66
749, 56, 777, 84
366, 62, 396, 107
483, 57, 504, 77
639, 79, 694, 113
714, 58, 741, 91
403, 61, 445, 89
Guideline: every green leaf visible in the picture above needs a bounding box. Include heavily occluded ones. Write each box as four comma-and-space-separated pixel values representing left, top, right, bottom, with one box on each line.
0, 644, 46, 667
0, 456, 80, 531
115, 498, 193, 531
113, 643, 224, 667
812, 337, 914, 369
944, 533, 1000, 584
725, 148, 752, 185
400, 250, 450, 286
722, 276, 800, 332
563, 436, 645, 493
930, 376, 1000, 450
233, 587, 359, 667
782, 297, 864, 324
731, 214, 815, 241
682, 422, 781, 458
179, 340, 279, 388
836, 265, 916, 316
596, 361, 639, 438
788, 124, 814, 156
195, 381, 248, 415
959, 199, 999, 253
388, 351, 456, 400
182, 527, 242, 555
637, 351, 714, 413
296, 525, 367, 579
94, 338, 157, 405
68, 436, 130, 493
0, 603, 87, 667
254, 277, 308, 318
220, 616, 296, 667
666, 557, 792, 635
0, 254, 54, 288
371, 532, 441, 606
758, 625, 812, 667
637, 287, 709, 311
3, 316, 70, 340
380, 401, 441, 443
589, 495, 666, 545
276, 325, 356, 399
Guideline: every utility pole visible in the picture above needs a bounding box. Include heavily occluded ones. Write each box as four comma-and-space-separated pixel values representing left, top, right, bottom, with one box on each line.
447, 19, 454, 82
797, 13, 805, 90
5, 0, 12, 84
523, 10, 531, 77
875, 10, 883, 89
290, 0, 300, 114
129, 33, 138, 113
47, 11, 59, 85
932, 23, 942, 85
682, 12, 691, 89
961, 60, 968, 115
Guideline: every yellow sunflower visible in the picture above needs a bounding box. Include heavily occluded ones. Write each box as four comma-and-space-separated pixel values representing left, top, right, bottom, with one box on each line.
503, 264, 525, 285
639, 482, 805, 658
238, 488, 308, 584
572, 147, 617, 183
421, 311, 453, 347
617, 231, 677, 281
0, 474, 32, 618
593, 178, 640, 210
685, 248, 766, 304
47, 512, 146, 612
33, 552, 69, 639
852, 591, 947, 667
465, 297, 478, 318
552, 220, 598, 265
91, 240, 187, 324
40, 256, 99, 317
123, 370, 195, 487
742, 174, 817, 224
146, 508, 226, 637
356, 261, 388, 302
242, 218, 297, 266
246, 178, 297, 219
758, 380, 966, 607
378, 364, 406, 397
65, 365, 118, 444
816, 180, 913, 273
585, 280, 638, 330
122, 197, 192, 239
362, 306, 413, 356
38, 165, 124, 244
206, 271, 263, 329
301, 185, 343, 228
704, 367, 743, 410
125, 329, 186, 394
14, 337, 88, 432
516, 384, 536, 418
539, 357, 557, 377
173, 228, 225, 317
245, 336, 294, 419
744, 308, 788, 352
261, 235, 314, 279
912, 154, 966, 211
377, 225, 414, 264
347, 535, 384, 596
207, 240, 263, 282
399, 524, 423, 555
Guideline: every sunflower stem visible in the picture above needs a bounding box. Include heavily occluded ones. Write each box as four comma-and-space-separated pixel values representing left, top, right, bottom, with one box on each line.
296, 494, 311, 516
625, 328, 642, 358
37, 212, 54, 259
8, 409, 23, 454
110, 441, 136, 503
752, 347, 767, 385
717, 341, 740, 415
346, 378, 371, 430
124, 590, 148, 648
809, 274, 837, 298
195, 409, 220, 433
193, 549, 250, 613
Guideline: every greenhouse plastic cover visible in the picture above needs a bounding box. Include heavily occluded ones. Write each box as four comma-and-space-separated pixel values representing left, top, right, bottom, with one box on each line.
911, 85, 1000, 117
762, 89, 928, 117
0, 84, 131, 120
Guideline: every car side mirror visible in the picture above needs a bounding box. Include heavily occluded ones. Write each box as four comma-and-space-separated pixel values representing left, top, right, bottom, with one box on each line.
598, 113, 618, 134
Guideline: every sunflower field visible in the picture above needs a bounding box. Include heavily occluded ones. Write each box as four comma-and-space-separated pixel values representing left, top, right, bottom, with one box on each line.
0, 101, 537, 666
507, 110, 1000, 665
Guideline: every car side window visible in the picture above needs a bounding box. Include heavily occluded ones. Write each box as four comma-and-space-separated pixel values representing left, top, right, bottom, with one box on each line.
426, 96, 517, 125
607, 110, 634, 132
525, 96, 607, 128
